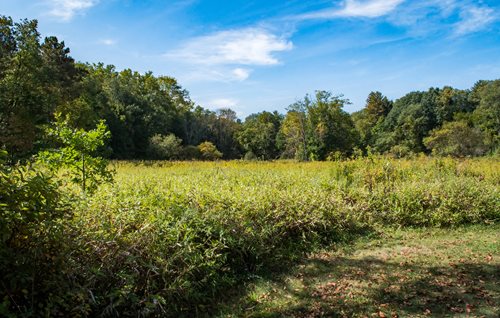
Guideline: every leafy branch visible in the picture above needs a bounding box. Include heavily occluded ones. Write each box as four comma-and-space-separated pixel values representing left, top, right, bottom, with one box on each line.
37, 114, 114, 194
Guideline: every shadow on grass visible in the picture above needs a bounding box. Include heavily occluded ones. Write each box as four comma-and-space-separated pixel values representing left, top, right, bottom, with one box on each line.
214, 234, 499, 317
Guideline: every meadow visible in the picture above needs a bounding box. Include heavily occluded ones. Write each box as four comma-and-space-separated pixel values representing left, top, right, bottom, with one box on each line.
69, 156, 498, 316
2, 156, 499, 317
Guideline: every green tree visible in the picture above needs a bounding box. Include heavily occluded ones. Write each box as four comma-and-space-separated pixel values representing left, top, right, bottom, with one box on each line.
424, 121, 487, 157
0, 17, 81, 158
472, 80, 500, 151
306, 91, 358, 160
237, 111, 283, 160
435, 87, 472, 125
280, 91, 358, 160
38, 115, 113, 193
211, 108, 242, 159
353, 91, 392, 150
279, 110, 308, 160
0, 18, 44, 156
374, 89, 439, 154
365, 91, 392, 121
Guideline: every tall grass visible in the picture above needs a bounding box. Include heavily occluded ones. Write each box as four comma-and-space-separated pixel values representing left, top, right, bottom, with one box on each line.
2, 157, 499, 316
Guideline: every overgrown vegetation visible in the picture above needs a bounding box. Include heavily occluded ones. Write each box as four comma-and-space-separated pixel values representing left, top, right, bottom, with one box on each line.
0, 150, 71, 316
1, 14, 499, 318
1, 158, 498, 316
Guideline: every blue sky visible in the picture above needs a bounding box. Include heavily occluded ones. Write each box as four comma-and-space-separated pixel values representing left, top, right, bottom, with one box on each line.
1, 0, 500, 117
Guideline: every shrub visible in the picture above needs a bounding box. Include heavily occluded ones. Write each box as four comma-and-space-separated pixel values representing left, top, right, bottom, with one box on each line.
147, 134, 183, 160
181, 145, 201, 160
244, 151, 258, 161
389, 144, 412, 158
424, 121, 487, 157
198, 141, 223, 160
0, 150, 73, 317
37, 115, 114, 194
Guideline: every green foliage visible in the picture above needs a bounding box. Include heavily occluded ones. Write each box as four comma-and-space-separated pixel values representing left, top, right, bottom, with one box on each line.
281, 91, 358, 160
365, 91, 392, 120
237, 111, 283, 160
197, 141, 223, 160
181, 144, 202, 160
147, 133, 183, 160
1, 158, 499, 316
279, 110, 308, 160
352, 91, 392, 150
2, 15, 500, 161
306, 91, 358, 159
0, 150, 72, 317
244, 150, 258, 161
0, 16, 81, 158
424, 121, 487, 157
472, 79, 500, 151
37, 115, 113, 193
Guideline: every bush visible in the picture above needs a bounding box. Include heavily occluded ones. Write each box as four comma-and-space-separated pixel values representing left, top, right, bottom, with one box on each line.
389, 144, 413, 158
147, 134, 183, 160
0, 150, 73, 317
180, 145, 202, 160
198, 141, 223, 161
424, 121, 487, 157
244, 151, 258, 161
37, 115, 114, 194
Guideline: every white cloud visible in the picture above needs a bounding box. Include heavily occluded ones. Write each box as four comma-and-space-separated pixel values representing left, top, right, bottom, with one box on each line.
167, 28, 292, 82
385, 0, 497, 37
46, 0, 99, 21
208, 98, 238, 109
454, 6, 496, 36
179, 67, 252, 83
297, 0, 497, 37
167, 28, 293, 66
298, 0, 404, 20
336, 0, 405, 18
232, 68, 251, 81
99, 39, 117, 46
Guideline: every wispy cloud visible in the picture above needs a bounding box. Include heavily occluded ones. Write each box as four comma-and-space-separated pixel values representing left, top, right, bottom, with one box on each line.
386, 0, 498, 37
232, 68, 251, 81
293, 0, 497, 38
166, 27, 292, 82
454, 5, 496, 36
179, 66, 252, 83
297, 0, 405, 20
46, 0, 99, 21
208, 98, 238, 109
99, 39, 117, 46
167, 28, 292, 66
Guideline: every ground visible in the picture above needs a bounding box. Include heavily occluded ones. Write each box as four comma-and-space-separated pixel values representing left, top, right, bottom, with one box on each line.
217, 225, 499, 318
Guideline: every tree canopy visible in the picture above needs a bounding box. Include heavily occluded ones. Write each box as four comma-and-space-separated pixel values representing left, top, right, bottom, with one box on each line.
1, 15, 499, 160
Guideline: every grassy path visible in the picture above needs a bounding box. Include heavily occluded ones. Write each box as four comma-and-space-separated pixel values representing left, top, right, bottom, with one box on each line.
217, 225, 499, 318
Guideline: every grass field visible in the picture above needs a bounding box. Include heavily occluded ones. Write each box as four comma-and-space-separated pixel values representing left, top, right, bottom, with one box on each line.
217, 226, 499, 317
3, 156, 499, 317
67, 156, 498, 316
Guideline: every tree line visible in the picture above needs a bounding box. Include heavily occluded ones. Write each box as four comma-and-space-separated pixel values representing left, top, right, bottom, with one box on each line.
1, 16, 499, 161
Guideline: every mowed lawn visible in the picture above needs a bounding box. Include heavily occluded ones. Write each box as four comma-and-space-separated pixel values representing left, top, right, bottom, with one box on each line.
217, 226, 499, 318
